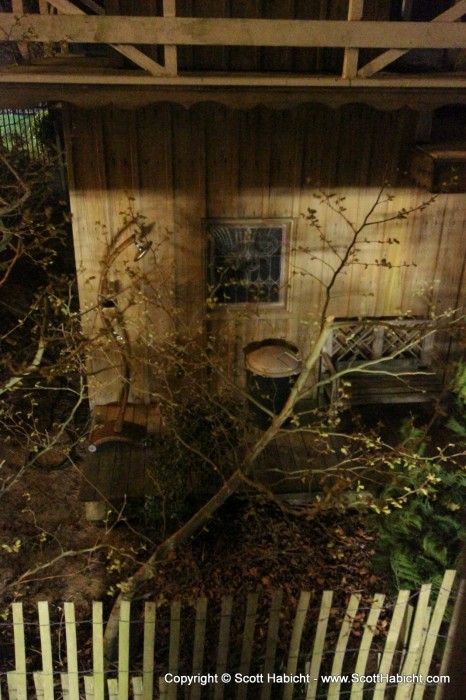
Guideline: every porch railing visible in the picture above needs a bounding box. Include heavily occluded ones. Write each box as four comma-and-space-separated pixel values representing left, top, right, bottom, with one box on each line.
0, 0, 465, 81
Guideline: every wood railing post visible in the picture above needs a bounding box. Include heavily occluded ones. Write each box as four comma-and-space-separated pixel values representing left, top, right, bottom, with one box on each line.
11, 0, 29, 60
342, 0, 364, 79
164, 0, 178, 75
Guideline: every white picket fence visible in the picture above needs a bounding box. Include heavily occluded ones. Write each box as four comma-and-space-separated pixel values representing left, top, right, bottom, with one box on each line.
0, 570, 457, 700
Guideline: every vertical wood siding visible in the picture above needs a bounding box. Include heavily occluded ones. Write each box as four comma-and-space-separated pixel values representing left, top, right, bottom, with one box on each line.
65, 103, 466, 404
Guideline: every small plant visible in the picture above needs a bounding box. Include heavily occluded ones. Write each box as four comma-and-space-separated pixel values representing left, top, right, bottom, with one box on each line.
371, 421, 466, 591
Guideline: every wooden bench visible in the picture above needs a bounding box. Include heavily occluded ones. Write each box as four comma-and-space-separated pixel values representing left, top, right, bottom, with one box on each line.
320, 318, 445, 409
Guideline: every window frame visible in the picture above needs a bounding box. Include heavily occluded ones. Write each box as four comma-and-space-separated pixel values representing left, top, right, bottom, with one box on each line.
204, 217, 295, 313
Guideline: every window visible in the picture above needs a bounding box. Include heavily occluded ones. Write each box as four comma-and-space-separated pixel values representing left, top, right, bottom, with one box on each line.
206, 219, 291, 306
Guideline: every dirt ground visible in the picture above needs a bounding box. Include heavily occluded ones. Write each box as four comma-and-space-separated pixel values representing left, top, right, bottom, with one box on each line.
0, 443, 142, 617
0, 439, 385, 621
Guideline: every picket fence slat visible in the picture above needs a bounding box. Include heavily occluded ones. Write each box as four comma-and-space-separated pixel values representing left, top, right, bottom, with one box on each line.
12, 603, 27, 700
214, 595, 233, 700
64, 603, 79, 700
0, 575, 459, 700
107, 678, 118, 700
60, 673, 69, 700
415, 569, 456, 700
283, 591, 312, 700
260, 590, 284, 700
84, 675, 94, 700
118, 601, 131, 700
168, 602, 181, 700
37, 603, 54, 700
190, 598, 208, 700
350, 593, 385, 700
6, 672, 17, 700
398, 603, 415, 673
92, 602, 105, 700
396, 584, 432, 700
131, 676, 143, 700
305, 590, 333, 700
373, 589, 411, 699
142, 602, 156, 700
328, 594, 361, 700
159, 678, 169, 700
32, 674, 43, 700
237, 593, 259, 700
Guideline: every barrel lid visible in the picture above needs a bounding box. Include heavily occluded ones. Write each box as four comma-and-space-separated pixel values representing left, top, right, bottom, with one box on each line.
245, 345, 302, 377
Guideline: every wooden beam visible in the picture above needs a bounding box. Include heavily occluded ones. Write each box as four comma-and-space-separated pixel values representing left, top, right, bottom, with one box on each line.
44, 0, 172, 76
0, 70, 464, 89
38, 0, 50, 14
163, 0, 177, 76
79, 0, 105, 13
342, 0, 364, 79
11, 0, 28, 60
0, 81, 465, 112
358, 0, 466, 78
1, 15, 466, 50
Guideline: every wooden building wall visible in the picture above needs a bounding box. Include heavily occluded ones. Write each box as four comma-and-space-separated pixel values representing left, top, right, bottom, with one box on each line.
65, 103, 466, 405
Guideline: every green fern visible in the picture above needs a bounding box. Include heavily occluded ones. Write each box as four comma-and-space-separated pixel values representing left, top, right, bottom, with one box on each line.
371, 446, 466, 591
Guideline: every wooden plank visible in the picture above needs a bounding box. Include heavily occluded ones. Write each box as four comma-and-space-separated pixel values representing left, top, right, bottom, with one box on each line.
64, 602, 80, 700
163, 0, 178, 75
416, 570, 456, 700
373, 590, 411, 700
342, 0, 364, 78
328, 593, 361, 700
305, 591, 333, 700
191, 599, 208, 700
61, 673, 70, 700
1, 71, 465, 93
6, 672, 18, 700
84, 676, 95, 700
132, 677, 143, 700
118, 600, 131, 700
142, 602, 156, 700
283, 592, 312, 700
12, 603, 27, 700
214, 596, 233, 700
159, 678, 169, 700
237, 593, 259, 700
80, 0, 105, 14
128, 405, 148, 498
107, 678, 118, 700
350, 593, 385, 700
396, 584, 432, 700
398, 604, 415, 674
168, 601, 181, 700
358, 0, 466, 77
11, 0, 29, 61
33, 672, 44, 700
260, 590, 284, 700
2, 15, 466, 49
38, 601, 55, 700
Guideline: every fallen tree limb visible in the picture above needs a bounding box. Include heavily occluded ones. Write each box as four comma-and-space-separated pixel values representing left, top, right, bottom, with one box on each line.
102, 318, 334, 661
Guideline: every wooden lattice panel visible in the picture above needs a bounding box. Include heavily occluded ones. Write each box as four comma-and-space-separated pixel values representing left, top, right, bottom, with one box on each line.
381, 325, 427, 360
328, 320, 435, 364
331, 325, 379, 362
321, 318, 443, 408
